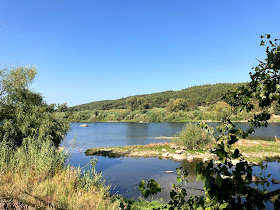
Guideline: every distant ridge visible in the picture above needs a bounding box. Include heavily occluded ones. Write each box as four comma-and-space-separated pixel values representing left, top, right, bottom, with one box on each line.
70, 83, 247, 111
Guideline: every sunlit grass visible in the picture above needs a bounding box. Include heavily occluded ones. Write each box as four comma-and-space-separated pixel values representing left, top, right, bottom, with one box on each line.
233, 139, 280, 163
85, 143, 174, 158
0, 139, 120, 209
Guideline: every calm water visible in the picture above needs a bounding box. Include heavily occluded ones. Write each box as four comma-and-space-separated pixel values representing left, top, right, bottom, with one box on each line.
61, 122, 280, 150
60, 122, 280, 201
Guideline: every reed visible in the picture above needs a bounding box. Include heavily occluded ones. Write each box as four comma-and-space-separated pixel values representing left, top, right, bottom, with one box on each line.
0, 139, 119, 209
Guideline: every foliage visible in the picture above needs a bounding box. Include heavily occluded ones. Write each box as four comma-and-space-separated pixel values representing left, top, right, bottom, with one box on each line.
0, 66, 121, 209
139, 179, 161, 198
119, 198, 166, 210
209, 101, 232, 121
139, 34, 280, 209
0, 66, 70, 147
70, 83, 246, 111
0, 138, 66, 177
166, 98, 187, 112
126, 96, 149, 111
56, 103, 68, 112
176, 123, 213, 149
65, 106, 255, 123
78, 159, 104, 190
0, 65, 36, 98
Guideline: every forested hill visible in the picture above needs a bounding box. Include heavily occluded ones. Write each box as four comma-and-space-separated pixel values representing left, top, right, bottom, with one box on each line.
70, 83, 247, 111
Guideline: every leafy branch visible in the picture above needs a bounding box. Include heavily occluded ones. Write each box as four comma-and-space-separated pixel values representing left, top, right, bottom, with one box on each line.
138, 34, 280, 209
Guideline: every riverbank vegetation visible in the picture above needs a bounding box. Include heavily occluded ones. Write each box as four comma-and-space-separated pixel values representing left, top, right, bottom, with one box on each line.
0, 139, 120, 209
174, 123, 214, 149
61, 100, 280, 123
2, 34, 280, 209
66, 81, 280, 123
85, 138, 280, 163
0, 66, 122, 209
85, 143, 174, 158
0, 66, 70, 147
62, 105, 259, 123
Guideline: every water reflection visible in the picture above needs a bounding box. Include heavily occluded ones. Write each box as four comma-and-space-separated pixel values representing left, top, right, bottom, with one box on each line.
62, 122, 280, 152
61, 122, 280, 202
94, 157, 204, 200
179, 160, 198, 183
126, 123, 149, 138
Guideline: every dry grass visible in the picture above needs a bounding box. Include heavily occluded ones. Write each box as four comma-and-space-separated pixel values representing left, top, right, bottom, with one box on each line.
0, 169, 119, 209
85, 143, 174, 158
233, 139, 280, 162
86, 139, 280, 164
269, 114, 280, 122
0, 139, 120, 209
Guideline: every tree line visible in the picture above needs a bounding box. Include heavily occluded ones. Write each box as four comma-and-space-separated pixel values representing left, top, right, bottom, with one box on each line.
69, 83, 247, 111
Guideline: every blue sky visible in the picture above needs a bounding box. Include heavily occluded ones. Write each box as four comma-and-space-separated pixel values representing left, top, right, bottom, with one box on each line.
0, 0, 279, 106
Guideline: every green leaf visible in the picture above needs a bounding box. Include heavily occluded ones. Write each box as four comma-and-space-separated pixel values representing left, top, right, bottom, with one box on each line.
139, 185, 145, 191
219, 203, 229, 209
177, 177, 182, 183
216, 176, 223, 188
170, 190, 177, 199
217, 150, 226, 158
139, 180, 145, 187
142, 189, 150, 198
196, 173, 203, 182
205, 178, 211, 189
149, 179, 161, 190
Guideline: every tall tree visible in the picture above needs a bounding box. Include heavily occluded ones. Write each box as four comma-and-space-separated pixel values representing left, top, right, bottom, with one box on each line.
126, 96, 149, 111
0, 65, 36, 99
0, 66, 70, 147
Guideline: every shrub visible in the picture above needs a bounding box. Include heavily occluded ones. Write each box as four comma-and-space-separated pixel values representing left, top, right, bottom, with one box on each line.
176, 123, 213, 149
166, 98, 186, 112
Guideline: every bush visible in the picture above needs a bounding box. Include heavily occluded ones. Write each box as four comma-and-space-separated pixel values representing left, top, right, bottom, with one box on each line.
0, 67, 70, 147
176, 123, 213, 149
166, 98, 186, 112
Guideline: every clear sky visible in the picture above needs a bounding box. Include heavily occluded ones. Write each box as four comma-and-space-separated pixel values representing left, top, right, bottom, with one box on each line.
0, 0, 279, 106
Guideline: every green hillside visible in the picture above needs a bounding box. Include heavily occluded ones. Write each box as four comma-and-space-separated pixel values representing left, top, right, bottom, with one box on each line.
70, 83, 247, 111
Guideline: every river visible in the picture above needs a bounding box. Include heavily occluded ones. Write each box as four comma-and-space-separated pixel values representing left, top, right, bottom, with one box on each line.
60, 122, 280, 204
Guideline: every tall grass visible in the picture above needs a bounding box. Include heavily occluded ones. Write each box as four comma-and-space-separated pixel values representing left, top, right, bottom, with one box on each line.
0, 139, 119, 209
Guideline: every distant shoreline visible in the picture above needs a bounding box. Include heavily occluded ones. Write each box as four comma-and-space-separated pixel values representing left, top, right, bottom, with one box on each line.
70, 119, 280, 123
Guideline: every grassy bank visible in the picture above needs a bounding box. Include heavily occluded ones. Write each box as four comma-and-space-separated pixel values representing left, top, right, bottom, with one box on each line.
85, 142, 211, 159
0, 139, 171, 209
0, 139, 120, 209
85, 143, 175, 158
1, 139, 279, 209
233, 139, 280, 162
86, 139, 280, 163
